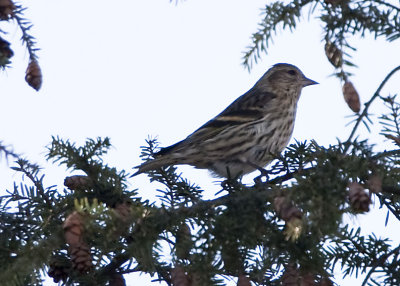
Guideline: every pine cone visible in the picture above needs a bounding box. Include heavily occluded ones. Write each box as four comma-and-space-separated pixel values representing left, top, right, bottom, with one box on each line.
274, 196, 302, 222
281, 264, 299, 286
64, 175, 93, 191
342, 81, 361, 113
188, 271, 202, 286
69, 244, 92, 273
63, 211, 84, 245
25, 59, 42, 91
320, 277, 334, 286
114, 201, 133, 223
348, 182, 370, 212
0, 0, 15, 20
176, 223, 192, 260
324, 41, 342, 68
48, 255, 71, 283
171, 265, 190, 286
63, 211, 93, 273
367, 174, 382, 194
109, 273, 126, 286
274, 196, 303, 241
237, 274, 251, 286
300, 272, 316, 286
0, 36, 13, 66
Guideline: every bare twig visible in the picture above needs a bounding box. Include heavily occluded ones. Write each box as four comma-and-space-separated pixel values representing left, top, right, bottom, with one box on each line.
344, 66, 400, 152
361, 244, 400, 286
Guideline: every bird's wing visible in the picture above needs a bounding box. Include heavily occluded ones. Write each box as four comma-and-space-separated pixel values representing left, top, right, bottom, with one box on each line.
198, 89, 277, 128
157, 89, 277, 156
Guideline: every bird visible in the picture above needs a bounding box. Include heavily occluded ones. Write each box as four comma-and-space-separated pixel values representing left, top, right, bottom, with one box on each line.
134, 63, 318, 178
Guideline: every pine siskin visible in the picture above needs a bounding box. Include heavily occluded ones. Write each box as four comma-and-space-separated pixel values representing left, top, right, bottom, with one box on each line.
134, 63, 317, 178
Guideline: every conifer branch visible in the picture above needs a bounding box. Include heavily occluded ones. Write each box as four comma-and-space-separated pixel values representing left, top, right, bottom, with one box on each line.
13, 5, 39, 61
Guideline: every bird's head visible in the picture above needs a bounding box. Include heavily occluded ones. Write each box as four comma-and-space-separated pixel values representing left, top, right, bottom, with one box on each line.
256, 63, 318, 96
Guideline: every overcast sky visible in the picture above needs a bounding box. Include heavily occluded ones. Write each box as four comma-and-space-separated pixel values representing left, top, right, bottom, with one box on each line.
1, 1, 400, 285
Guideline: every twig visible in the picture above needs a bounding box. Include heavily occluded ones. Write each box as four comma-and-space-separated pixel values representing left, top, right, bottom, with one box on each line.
19, 162, 52, 207
372, 0, 400, 13
361, 243, 400, 286
13, 11, 38, 61
344, 65, 400, 152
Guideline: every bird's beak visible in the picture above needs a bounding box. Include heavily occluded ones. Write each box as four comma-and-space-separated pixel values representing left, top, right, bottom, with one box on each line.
302, 77, 318, 87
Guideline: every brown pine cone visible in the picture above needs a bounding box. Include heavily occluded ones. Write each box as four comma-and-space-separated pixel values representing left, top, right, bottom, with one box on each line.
171, 265, 190, 286
237, 274, 252, 286
300, 272, 316, 286
69, 244, 92, 273
25, 59, 42, 91
282, 264, 300, 286
114, 201, 133, 223
348, 182, 370, 212
320, 277, 334, 286
324, 41, 342, 68
342, 81, 361, 113
48, 255, 71, 283
274, 196, 303, 241
273, 196, 302, 222
63, 211, 93, 273
0, 36, 13, 64
63, 211, 84, 246
109, 273, 126, 286
64, 175, 93, 191
0, 0, 15, 20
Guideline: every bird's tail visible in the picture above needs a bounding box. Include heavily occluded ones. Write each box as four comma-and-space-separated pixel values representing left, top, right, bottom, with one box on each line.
131, 156, 179, 177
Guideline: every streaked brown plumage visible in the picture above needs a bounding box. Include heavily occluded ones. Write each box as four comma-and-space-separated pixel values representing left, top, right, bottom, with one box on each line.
134, 63, 317, 177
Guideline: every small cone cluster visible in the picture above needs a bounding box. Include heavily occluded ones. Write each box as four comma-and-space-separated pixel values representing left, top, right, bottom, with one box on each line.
47, 256, 70, 283
0, 0, 15, 20
25, 59, 42, 91
171, 265, 190, 286
274, 196, 303, 241
342, 81, 361, 113
64, 175, 93, 191
348, 182, 371, 212
324, 41, 343, 68
63, 211, 92, 273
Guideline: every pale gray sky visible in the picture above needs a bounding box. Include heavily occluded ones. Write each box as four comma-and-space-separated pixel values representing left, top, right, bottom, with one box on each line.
1, 0, 400, 285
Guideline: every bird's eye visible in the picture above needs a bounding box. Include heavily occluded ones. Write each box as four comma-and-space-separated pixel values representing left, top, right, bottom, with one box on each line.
287, 70, 296, 76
